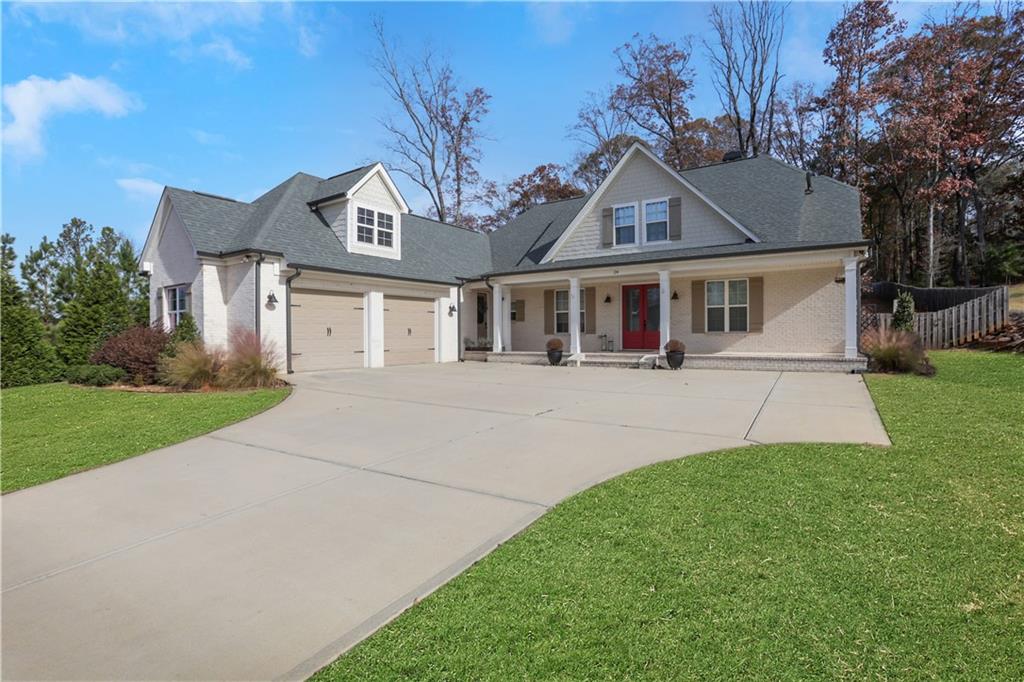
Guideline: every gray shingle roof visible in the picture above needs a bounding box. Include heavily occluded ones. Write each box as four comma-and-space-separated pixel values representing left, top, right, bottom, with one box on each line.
163, 154, 863, 285
307, 164, 375, 205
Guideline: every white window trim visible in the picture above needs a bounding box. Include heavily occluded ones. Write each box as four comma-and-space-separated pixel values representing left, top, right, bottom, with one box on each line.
643, 197, 671, 244
554, 289, 586, 334
355, 206, 376, 244
611, 201, 639, 248
347, 201, 402, 260
705, 278, 749, 333
165, 284, 190, 329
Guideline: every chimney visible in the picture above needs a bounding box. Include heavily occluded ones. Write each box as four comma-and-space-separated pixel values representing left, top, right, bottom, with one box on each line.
721, 150, 744, 162
805, 171, 814, 194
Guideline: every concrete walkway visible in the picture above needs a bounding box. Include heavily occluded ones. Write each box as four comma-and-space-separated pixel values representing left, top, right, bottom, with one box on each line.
2, 364, 888, 680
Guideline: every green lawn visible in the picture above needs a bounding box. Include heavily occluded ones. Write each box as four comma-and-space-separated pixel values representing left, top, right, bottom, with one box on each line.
316, 351, 1023, 680
1, 383, 289, 493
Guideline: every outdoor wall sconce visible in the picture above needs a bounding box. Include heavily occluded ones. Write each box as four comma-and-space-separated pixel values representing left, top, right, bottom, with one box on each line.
604, 294, 612, 304
266, 291, 278, 305
671, 291, 679, 300
448, 304, 457, 316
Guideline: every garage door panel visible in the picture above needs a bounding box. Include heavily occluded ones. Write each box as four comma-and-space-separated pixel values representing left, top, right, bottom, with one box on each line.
384, 296, 435, 366
292, 290, 364, 372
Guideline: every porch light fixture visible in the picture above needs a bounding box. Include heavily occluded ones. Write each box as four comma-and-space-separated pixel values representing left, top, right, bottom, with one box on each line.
671, 291, 679, 300
604, 294, 612, 304
448, 303, 457, 316
266, 291, 278, 305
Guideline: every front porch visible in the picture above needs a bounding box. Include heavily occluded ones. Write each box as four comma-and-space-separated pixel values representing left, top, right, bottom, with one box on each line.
461, 247, 865, 372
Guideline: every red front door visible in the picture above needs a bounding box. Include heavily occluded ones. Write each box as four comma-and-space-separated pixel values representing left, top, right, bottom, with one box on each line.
622, 284, 660, 349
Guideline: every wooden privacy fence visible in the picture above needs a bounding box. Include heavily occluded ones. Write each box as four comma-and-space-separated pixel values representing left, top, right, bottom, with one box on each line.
876, 285, 1010, 349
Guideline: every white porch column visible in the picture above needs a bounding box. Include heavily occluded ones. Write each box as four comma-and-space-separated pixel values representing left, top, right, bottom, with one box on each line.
843, 257, 860, 359
569, 276, 582, 354
658, 270, 671, 352
366, 291, 384, 368
491, 283, 504, 352
502, 289, 513, 351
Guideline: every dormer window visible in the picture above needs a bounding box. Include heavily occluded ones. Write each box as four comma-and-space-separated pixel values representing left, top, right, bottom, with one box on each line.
377, 212, 394, 247
355, 206, 395, 248
356, 207, 375, 243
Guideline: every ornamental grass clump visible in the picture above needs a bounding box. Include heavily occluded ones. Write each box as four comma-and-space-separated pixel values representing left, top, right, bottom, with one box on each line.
861, 327, 934, 375
159, 342, 224, 390
220, 328, 281, 389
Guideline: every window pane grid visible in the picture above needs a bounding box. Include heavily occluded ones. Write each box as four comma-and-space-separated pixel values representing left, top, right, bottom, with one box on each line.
554, 289, 585, 335
645, 200, 668, 242
356, 207, 375, 244
613, 205, 636, 245
706, 279, 748, 333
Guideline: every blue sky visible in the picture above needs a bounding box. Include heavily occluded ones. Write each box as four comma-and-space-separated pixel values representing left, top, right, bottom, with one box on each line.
3, 1, 943, 255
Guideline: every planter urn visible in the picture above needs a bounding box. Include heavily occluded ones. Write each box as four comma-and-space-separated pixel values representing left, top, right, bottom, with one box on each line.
665, 350, 685, 369
547, 349, 563, 366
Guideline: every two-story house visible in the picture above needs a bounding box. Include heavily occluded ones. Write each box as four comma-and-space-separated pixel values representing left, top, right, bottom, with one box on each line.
140, 142, 869, 372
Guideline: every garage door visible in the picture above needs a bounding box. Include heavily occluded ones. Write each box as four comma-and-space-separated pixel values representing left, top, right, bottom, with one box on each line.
384, 296, 435, 365
291, 289, 364, 372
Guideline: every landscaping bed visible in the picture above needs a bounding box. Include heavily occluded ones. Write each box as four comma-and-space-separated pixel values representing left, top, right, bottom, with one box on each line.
0, 383, 289, 493
314, 351, 1023, 680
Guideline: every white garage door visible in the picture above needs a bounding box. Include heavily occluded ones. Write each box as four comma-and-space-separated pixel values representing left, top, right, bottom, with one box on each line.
291, 289, 364, 372
384, 296, 436, 365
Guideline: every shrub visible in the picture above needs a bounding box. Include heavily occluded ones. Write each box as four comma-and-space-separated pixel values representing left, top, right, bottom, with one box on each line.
159, 341, 224, 389
168, 313, 200, 349
1, 270, 63, 387
66, 364, 126, 387
892, 291, 916, 332
546, 337, 564, 352
860, 327, 933, 375
91, 325, 171, 384
220, 328, 281, 388
664, 339, 686, 353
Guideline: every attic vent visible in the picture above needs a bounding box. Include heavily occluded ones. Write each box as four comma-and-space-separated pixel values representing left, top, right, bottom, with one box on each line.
721, 150, 744, 162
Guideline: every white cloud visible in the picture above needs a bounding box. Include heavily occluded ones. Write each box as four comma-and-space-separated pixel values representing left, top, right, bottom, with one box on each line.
188, 128, 227, 145
526, 3, 580, 45
116, 177, 165, 201
197, 36, 252, 69
2, 74, 140, 159
10, 2, 263, 44
297, 25, 321, 58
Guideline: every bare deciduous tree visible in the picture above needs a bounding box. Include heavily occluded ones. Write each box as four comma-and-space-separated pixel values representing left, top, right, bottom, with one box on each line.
372, 19, 490, 224
705, 0, 786, 157
771, 81, 823, 169
608, 33, 698, 170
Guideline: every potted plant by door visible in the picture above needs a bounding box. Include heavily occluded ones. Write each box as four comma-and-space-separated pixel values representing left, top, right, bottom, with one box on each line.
664, 339, 686, 369
546, 337, 564, 366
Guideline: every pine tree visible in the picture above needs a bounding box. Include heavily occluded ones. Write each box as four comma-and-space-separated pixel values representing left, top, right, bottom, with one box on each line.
56, 256, 133, 366
1, 238, 63, 387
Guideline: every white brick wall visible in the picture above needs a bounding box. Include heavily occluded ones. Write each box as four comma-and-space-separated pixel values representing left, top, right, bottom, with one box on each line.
504, 266, 845, 355
148, 207, 200, 329
554, 153, 745, 261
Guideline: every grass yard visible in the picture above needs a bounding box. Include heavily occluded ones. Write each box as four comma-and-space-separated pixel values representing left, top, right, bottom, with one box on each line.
1010, 282, 1024, 312
316, 351, 1023, 680
1, 383, 289, 493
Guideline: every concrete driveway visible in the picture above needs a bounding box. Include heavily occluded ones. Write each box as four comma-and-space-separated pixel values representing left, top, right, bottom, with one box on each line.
2, 364, 888, 681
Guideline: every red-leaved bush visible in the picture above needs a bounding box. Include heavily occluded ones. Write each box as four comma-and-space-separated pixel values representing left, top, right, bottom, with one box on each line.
860, 327, 934, 375
90, 325, 171, 384
221, 327, 281, 388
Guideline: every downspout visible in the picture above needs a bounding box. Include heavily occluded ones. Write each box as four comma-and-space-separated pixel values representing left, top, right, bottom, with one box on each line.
285, 267, 302, 373
254, 253, 266, 339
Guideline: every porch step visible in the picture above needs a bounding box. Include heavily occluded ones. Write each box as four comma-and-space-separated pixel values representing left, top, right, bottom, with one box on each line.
472, 351, 867, 373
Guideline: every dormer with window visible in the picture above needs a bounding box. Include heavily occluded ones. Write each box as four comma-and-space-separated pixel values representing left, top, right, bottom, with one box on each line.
312, 163, 409, 261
